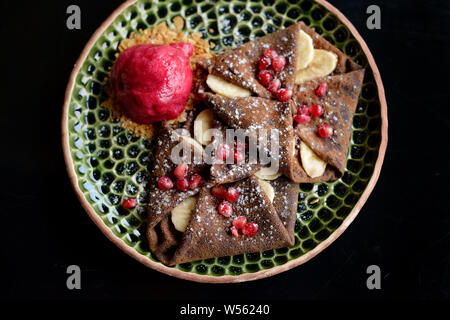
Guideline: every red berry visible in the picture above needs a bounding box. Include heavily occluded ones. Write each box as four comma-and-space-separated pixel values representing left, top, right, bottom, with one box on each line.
258, 56, 271, 70
217, 144, 231, 161
315, 83, 327, 97
294, 113, 311, 124
225, 187, 240, 203
310, 104, 324, 117
218, 201, 233, 217
263, 48, 278, 60
212, 185, 227, 199
272, 55, 286, 72
232, 216, 247, 229
242, 222, 259, 236
230, 226, 240, 238
176, 178, 190, 191
158, 176, 173, 190
189, 173, 204, 189
122, 197, 137, 210
174, 163, 188, 179
277, 88, 292, 102
267, 78, 281, 94
318, 123, 333, 138
297, 105, 310, 115
258, 70, 273, 87
234, 150, 245, 163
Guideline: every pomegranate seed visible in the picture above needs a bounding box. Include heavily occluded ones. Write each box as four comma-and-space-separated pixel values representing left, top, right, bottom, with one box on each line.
189, 173, 204, 189
263, 48, 278, 60
297, 105, 310, 115
272, 55, 286, 72
310, 104, 324, 117
158, 176, 173, 190
230, 226, 240, 238
218, 201, 233, 217
258, 70, 273, 87
277, 88, 292, 102
212, 185, 228, 199
318, 123, 333, 138
174, 163, 188, 179
258, 56, 271, 70
176, 178, 190, 191
242, 222, 259, 236
217, 144, 231, 161
234, 150, 245, 163
232, 216, 247, 229
225, 187, 240, 203
294, 114, 311, 124
315, 83, 327, 97
122, 198, 137, 210
267, 78, 281, 94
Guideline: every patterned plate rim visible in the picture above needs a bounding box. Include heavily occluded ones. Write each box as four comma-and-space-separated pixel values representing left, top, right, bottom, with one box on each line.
61, 0, 388, 283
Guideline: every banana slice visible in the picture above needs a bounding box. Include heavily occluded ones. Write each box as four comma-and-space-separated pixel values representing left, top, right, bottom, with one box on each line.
194, 109, 215, 146
206, 74, 251, 98
296, 30, 314, 70
171, 196, 198, 232
181, 136, 205, 154
258, 179, 275, 203
255, 166, 282, 181
299, 141, 327, 178
295, 49, 338, 83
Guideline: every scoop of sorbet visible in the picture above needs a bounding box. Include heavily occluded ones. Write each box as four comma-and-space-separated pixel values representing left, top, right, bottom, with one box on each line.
111, 43, 194, 124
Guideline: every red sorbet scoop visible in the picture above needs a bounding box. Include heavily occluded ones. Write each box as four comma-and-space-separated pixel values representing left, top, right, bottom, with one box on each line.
111, 43, 194, 124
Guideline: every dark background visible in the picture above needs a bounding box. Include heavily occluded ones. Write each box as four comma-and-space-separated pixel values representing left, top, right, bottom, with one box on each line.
1, 0, 448, 302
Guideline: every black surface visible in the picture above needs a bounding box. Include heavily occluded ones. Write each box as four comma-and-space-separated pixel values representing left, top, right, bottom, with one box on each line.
1, 0, 448, 301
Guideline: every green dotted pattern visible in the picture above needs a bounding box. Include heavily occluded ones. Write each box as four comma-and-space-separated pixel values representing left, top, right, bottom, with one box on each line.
66, 0, 382, 277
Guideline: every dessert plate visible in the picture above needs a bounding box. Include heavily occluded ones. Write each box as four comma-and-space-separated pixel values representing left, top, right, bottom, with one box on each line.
62, 0, 387, 283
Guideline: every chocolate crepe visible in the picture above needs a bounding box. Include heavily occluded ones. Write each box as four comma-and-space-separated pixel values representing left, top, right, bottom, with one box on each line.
147, 124, 208, 229
291, 69, 365, 178
201, 92, 306, 182
209, 118, 261, 184
199, 23, 302, 98
147, 175, 298, 265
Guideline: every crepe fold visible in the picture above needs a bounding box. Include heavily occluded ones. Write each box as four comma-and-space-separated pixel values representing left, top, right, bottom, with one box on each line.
147, 175, 298, 265
199, 23, 302, 98
147, 124, 208, 230
291, 69, 365, 178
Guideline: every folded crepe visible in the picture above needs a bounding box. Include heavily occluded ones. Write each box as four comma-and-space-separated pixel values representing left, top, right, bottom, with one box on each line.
198, 21, 361, 99
291, 69, 365, 179
201, 92, 305, 182
147, 124, 208, 230
199, 22, 302, 98
147, 175, 298, 265
209, 118, 262, 184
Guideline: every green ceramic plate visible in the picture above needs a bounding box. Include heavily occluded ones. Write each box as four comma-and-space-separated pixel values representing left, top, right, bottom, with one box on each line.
62, 0, 387, 282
